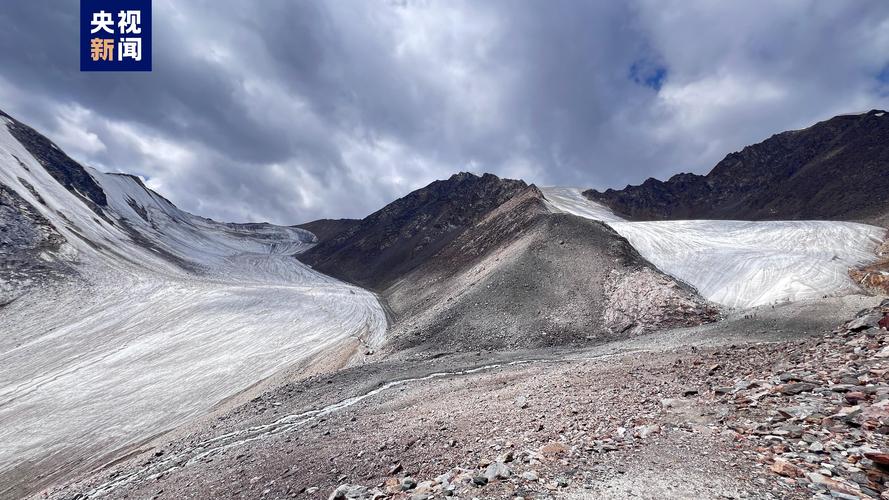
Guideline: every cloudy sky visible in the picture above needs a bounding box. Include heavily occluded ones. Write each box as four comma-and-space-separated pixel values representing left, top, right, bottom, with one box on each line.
1, 1, 889, 224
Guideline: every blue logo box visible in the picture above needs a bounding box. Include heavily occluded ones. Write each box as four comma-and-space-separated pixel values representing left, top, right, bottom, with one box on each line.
80, 0, 152, 71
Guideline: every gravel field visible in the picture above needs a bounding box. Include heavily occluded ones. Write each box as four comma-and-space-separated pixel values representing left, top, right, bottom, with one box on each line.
40, 295, 883, 500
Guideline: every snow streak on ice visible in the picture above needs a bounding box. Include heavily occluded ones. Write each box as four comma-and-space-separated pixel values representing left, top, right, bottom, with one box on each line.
540, 187, 883, 309
541, 187, 626, 222
0, 120, 386, 493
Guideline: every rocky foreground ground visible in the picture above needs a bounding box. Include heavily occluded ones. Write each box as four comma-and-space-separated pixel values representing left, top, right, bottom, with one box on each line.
327, 299, 889, 500
43, 297, 889, 500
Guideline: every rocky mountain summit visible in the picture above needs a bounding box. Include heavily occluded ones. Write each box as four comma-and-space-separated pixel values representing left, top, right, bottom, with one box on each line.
584, 110, 889, 227
299, 172, 529, 289
383, 184, 718, 352
0, 109, 107, 211
301, 175, 719, 353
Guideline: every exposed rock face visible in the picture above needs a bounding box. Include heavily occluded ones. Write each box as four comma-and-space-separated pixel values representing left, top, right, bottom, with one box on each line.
584, 110, 889, 226
1, 109, 107, 211
295, 218, 360, 244
0, 181, 74, 303
603, 267, 719, 335
382, 186, 718, 352
850, 230, 889, 295
298, 172, 529, 289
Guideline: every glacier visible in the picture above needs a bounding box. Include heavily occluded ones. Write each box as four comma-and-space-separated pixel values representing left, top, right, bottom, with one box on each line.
541, 187, 884, 309
0, 117, 386, 494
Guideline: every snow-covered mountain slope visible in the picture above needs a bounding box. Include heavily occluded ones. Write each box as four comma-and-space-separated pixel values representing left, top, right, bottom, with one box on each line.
541, 186, 626, 223
541, 187, 884, 309
0, 115, 386, 497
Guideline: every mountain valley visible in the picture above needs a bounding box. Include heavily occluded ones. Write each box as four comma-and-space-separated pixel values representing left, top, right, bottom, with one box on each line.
0, 109, 887, 500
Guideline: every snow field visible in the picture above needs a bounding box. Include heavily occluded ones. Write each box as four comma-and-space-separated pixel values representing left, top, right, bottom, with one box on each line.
0, 122, 386, 485
540, 187, 883, 308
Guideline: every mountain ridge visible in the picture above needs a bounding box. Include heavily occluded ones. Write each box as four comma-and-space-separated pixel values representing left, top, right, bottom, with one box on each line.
298, 172, 529, 289
0, 108, 387, 498
583, 109, 889, 227
383, 185, 719, 353
0, 109, 107, 211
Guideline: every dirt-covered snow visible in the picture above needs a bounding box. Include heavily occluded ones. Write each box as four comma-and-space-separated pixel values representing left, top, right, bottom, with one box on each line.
541, 187, 884, 308
0, 118, 386, 497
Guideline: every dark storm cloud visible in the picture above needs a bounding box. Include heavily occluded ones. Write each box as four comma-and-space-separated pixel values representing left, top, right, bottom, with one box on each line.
1, 0, 888, 224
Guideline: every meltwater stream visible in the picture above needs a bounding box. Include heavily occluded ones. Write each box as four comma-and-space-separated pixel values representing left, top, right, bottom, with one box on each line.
85, 349, 651, 497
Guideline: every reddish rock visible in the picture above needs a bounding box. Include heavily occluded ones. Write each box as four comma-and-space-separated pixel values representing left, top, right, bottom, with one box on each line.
805, 472, 862, 497
383, 477, 401, 495
880, 314, 889, 331
863, 400, 889, 421
865, 451, 889, 466
770, 458, 802, 478
538, 441, 568, 457
845, 391, 868, 404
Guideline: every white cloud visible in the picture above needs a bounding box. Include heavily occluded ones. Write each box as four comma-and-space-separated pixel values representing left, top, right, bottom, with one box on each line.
52, 105, 107, 156
1, 0, 888, 223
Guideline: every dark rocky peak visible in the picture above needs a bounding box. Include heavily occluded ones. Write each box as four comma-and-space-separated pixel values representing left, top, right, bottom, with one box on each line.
584, 110, 889, 225
294, 218, 361, 244
298, 172, 528, 289
0, 109, 107, 211
373, 171, 526, 216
